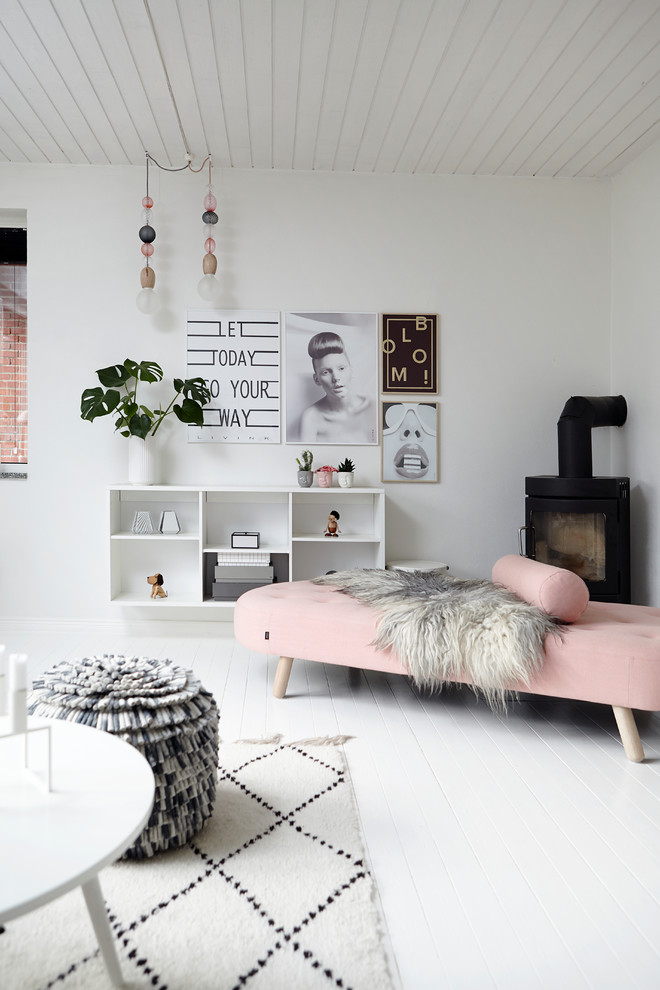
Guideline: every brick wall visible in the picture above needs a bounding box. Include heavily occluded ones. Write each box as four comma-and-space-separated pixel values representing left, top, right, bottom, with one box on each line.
0, 263, 28, 465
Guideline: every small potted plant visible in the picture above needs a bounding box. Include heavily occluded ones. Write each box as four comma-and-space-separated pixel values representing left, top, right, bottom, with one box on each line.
296, 449, 314, 487
314, 465, 337, 488
337, 456, 355, 488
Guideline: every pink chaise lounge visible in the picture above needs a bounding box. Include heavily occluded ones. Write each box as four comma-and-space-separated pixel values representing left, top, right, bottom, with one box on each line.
233, 555, 660, 762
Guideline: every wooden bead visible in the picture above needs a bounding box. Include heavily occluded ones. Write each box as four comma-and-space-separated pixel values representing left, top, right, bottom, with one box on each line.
140, 266, 156, 288
202, 253, 217, 275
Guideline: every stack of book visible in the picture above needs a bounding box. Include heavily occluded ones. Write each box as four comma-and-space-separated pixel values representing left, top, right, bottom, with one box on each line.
212, 555, 274, 600
215, 551, 271, 566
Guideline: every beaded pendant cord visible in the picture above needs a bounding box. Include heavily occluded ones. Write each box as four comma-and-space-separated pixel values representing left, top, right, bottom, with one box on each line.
136, 154, 157, 313
191, 154, 219, 300
136, 151, 215, 314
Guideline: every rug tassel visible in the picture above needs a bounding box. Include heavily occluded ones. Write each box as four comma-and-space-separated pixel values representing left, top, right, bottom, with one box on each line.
234, 733, 354, 746
236, 733, 284, 744
289, 734, 354, 746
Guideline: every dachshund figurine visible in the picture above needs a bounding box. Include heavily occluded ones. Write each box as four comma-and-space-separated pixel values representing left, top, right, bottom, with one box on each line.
147, 573, 168, 598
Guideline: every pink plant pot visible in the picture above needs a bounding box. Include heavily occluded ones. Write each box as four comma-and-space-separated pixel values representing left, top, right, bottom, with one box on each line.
316, 472, 333, 488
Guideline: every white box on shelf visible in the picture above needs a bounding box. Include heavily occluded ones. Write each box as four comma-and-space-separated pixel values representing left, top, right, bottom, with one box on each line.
231, 532, 260, 549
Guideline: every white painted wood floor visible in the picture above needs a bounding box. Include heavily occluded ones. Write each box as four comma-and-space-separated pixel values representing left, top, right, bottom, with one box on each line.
5, 622, 660, 990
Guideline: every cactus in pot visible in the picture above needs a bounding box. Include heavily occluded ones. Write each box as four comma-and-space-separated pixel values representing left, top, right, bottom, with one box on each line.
296, 449, 314, 487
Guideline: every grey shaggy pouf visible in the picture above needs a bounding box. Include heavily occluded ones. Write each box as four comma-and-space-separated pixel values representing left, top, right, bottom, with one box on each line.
28, 654, 219, 859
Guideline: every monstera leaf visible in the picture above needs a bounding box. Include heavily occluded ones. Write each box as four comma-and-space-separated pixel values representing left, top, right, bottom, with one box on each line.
80, 360, 211, 438
174, 377, 211, 404
98, 360, 163, 389
173, 398, 205, 426
80, 387, 121, 421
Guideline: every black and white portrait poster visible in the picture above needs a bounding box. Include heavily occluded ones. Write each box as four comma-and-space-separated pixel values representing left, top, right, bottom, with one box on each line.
186, 310, 280, 443
284, 312, 378, 445
381, 401, 439, 483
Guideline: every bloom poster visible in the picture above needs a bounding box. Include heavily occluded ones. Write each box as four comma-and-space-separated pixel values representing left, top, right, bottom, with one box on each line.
381, 314, 438, 394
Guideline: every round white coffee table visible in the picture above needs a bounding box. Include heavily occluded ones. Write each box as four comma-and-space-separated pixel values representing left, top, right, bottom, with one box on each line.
0, 716, 155, 987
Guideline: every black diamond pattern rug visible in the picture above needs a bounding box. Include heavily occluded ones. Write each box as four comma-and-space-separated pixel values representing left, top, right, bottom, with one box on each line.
1, 741, 394, 990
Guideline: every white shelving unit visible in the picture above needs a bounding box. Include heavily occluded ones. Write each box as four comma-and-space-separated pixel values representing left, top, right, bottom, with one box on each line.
109, 485, 385, 608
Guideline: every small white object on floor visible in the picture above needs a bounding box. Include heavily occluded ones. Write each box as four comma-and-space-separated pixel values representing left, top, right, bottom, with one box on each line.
386, 559, 449, 573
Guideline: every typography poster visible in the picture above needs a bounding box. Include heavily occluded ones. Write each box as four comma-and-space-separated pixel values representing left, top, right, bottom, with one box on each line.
186, 310, 281, 442
381, 314, 438, 394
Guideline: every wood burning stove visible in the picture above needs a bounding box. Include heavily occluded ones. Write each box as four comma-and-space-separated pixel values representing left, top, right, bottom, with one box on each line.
521, 396, 630, 603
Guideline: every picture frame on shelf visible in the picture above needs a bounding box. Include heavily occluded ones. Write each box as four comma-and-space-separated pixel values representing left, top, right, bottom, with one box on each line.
381, 401, 439, 483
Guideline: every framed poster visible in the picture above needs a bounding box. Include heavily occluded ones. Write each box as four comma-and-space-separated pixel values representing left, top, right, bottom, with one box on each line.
381, 401, 439, 483
285, 312, 379, 445
381, 314, 438, 394
186, 310, 280, 443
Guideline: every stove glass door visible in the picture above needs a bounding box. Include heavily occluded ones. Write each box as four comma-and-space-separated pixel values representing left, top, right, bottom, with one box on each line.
526, 496, 621, 598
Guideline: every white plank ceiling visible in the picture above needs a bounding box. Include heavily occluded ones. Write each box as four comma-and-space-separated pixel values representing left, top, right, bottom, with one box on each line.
1, 0, 659, 177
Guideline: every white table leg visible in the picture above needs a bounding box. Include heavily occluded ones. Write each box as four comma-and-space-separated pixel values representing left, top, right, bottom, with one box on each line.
81, 875, 124, 987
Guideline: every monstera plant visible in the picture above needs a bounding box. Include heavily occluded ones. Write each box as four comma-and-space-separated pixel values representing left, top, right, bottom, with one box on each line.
80, 359, 211, 438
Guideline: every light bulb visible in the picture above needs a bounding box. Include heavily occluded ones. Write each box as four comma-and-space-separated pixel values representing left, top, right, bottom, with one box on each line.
136, 287, 160, 314
197, 273, 219, 301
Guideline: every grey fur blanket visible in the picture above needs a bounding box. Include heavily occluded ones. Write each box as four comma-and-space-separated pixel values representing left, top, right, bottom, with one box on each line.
314, 567, 560, 709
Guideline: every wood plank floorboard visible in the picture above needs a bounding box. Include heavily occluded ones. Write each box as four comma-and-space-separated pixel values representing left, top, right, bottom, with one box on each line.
460, 698, 659, 985
5, 624, 660, 989
325, 666, 440, 990
382, 676, 583, 987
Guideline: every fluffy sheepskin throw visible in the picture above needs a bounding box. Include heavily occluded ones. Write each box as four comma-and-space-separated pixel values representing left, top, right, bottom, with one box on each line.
314, 568, 560, 710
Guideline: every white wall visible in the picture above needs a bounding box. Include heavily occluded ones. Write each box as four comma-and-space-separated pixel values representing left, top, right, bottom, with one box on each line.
611, 138, 660, 605
0, 163, 612, 622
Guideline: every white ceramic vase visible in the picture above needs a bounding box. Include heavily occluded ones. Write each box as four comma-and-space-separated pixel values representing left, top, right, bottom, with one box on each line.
337, 471, 354, 488
128, 435, 158, 485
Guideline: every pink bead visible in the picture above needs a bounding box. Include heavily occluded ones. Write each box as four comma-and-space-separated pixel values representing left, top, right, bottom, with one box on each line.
141, 243, 154, 257
205, 237, 216, 253
203, 192, 217, 211
142, 196, 153, 208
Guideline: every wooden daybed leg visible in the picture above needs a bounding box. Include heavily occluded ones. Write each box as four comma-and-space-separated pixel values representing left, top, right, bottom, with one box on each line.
273, 656, 294, 698
612, 706, 645, 763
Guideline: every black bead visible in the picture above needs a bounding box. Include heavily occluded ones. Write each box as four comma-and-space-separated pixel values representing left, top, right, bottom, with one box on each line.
139, 225, 156, 243
202, 211, 218, 224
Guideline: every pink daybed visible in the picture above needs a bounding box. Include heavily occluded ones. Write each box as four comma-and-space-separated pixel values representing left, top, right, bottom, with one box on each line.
233, 555, 660, 762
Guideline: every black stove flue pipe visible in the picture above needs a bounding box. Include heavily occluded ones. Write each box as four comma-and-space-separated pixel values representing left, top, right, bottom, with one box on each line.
557, 395, 627, 478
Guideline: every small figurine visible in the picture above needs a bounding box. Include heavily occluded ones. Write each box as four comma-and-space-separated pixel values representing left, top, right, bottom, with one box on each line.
324, 510, 341, 537
147, 573, 168, 598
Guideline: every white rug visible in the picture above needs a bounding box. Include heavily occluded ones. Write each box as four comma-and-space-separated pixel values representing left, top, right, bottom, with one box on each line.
1, 740, 394, 990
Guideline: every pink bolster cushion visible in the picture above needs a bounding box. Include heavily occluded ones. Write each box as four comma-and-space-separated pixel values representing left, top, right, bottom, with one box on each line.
491, 554, 589, 623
